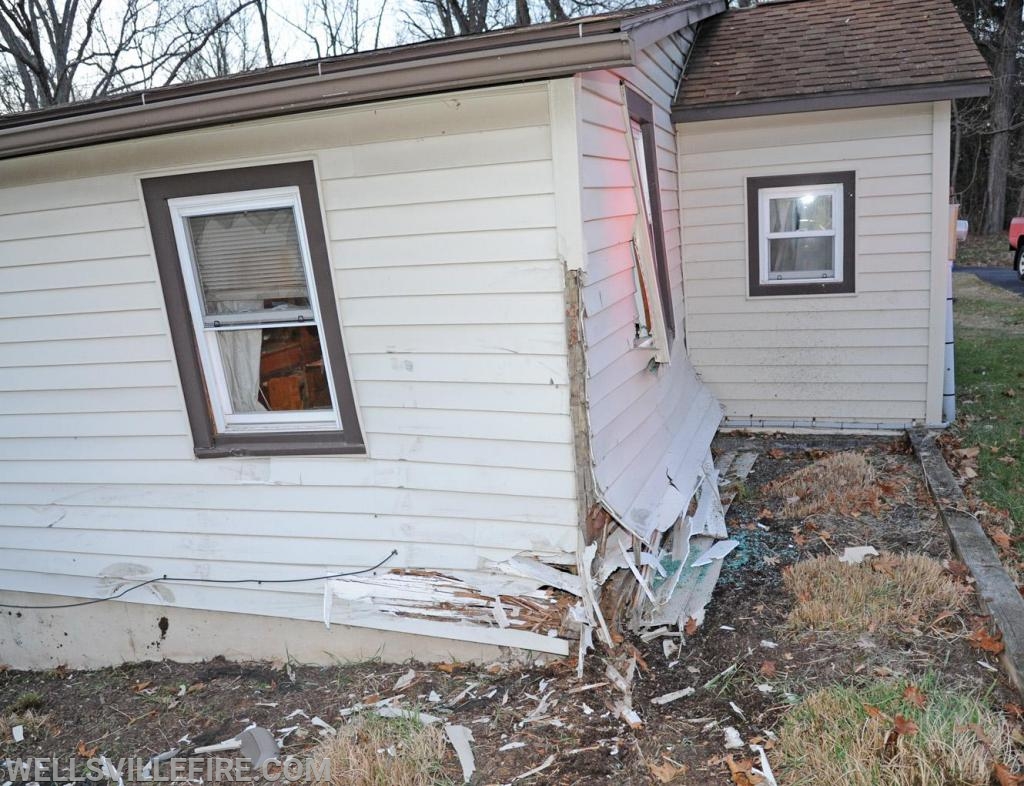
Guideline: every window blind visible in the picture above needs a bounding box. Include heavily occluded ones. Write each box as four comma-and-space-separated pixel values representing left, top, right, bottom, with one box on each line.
187, 208, 309, 313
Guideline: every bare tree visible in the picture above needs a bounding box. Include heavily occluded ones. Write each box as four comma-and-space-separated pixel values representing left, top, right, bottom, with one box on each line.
0, 0, 258, 113
982, 0, 1022, 232
403, 0, 644, 39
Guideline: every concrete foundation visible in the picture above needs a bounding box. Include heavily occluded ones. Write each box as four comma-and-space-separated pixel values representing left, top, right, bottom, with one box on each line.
0, 591, 512, 671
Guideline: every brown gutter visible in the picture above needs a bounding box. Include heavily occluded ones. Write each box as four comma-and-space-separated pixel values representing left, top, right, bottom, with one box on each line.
0, 31, 633, 160
671, 79, 991, 123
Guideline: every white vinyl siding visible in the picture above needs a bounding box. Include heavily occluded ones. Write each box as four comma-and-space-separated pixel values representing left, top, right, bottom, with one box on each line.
0, 83, 576, 651
576, 32, 721, 538
678, 103, 940, 426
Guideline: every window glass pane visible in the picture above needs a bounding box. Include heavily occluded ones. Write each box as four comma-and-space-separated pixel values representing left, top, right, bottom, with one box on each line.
188, 208, 310, 320
769, 193, 833, 232
768, 236, 835, 278
217, 325, 331, 413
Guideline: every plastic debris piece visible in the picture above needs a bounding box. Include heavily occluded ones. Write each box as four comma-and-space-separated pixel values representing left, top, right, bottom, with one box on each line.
393, 669, 416, 691
651, 688, 695, 706
101, 756, 125, 786
10, 726, 23, 743
376, 707, 441, 725
499, 741, 526, 751
512, 754, 556, 782
723, 726, 744, 749
285, 709, 309, 720
692, 539, 739, 567
729, 701, 746, 721
839, 546, 880, 564
310, 716, 337, 736
444, 724, 475, 783
751, 744, 778, 786
428, 691, 442, 703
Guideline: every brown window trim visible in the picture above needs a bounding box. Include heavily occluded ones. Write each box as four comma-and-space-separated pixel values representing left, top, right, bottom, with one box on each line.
746, 171, 856, 297
142, 161, 365, 458
624, 85, 675, 345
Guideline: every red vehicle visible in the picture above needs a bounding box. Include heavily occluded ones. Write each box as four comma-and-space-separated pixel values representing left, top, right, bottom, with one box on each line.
1011, 216, 1024, 280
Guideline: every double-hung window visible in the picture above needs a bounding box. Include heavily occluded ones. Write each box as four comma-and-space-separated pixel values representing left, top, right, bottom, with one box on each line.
746, 171, 856, 297
143, 162, 363, 457
624, 85, 675, 362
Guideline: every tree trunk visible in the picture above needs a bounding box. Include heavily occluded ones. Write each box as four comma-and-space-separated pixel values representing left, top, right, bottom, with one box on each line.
983, 0, 1022, 233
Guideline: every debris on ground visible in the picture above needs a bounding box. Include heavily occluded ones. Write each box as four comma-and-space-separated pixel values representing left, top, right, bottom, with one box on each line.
2, 435, 1022, 784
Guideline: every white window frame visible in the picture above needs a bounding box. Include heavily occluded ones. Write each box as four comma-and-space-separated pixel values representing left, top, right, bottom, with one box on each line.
168, 187, 342, 435
757, 182, 845, 286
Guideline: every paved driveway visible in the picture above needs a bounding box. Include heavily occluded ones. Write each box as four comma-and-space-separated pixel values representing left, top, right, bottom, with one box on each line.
955, 265, 1024, 297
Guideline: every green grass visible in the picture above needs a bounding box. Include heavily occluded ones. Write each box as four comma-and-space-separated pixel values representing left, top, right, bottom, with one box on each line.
952, 272, 1024, 530
955, 233, 1013, 268
777, 674, 1016, 786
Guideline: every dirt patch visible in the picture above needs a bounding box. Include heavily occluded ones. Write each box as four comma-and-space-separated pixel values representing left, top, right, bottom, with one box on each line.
1, 434, 1022, 785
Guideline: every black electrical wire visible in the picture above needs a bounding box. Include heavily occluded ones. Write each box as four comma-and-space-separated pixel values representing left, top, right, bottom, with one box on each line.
0, 549, 398, 610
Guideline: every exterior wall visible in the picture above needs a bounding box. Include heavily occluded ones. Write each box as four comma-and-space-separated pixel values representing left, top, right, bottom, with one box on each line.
678, 102, 949, 428
0, 83, 576, 657
575, 32, 721, 538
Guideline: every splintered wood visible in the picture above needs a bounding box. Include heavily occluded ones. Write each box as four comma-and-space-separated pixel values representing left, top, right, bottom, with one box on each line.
326, 569, 571, 633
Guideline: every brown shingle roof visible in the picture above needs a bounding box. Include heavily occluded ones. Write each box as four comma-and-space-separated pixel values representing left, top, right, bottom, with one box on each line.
673, 0, 990, 121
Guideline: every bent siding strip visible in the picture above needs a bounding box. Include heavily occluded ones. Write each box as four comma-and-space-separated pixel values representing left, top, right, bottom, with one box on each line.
679, 104, 939, 426
0, 84, 577, 647
578, 33, 722, 541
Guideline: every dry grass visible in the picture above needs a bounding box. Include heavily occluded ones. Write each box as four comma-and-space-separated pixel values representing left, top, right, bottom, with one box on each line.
778, 677, 1022, 785
0, 708, 52, 740
765, 452, 880, 518
784, 553, 966, 633
310, 713, 453, 786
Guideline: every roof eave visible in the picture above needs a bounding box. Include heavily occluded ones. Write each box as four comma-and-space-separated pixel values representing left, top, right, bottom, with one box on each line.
671, 79, 991, 123
0, 29, 636, 161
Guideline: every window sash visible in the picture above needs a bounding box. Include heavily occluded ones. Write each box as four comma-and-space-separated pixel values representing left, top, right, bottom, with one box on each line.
169, 187, 342, 434
757, 184, 844, 286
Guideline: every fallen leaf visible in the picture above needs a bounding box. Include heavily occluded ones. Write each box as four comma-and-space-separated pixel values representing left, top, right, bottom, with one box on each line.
131, 681, 152, 693
863, 704, 888, 721
435, 662, 464, 674
684, 617, 699, 636
648, 758, 686, 783
758, 508, 775, 522
991, 527, 1015, 552
956, 446, 982, 459
870, 555, 902, 576
725, 755, 765, 786
946, 560, 971, 580
968, 627, 1005, 654
893, 715, 919, 736
76, 740, 98, 758
767, 448, 786, 460
903, 685, 927, 709
1003, 389, 1017, 398
1003, 702, 1024, 719
759, 661, 777, 678
994, 763, 1024, 786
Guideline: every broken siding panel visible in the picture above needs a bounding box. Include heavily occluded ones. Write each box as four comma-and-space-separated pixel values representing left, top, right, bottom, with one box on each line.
577, 32, 722, 543
0, 84, 578, 640
679, 103, 937, 425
